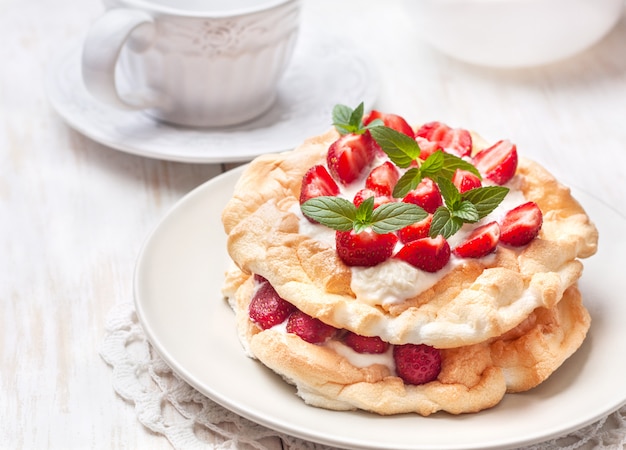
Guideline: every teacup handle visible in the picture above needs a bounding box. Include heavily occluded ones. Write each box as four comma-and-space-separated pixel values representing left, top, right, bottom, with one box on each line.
81, 8, 157, 110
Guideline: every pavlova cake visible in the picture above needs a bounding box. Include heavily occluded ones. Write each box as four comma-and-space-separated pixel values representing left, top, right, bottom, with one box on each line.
221, 104, 598, 416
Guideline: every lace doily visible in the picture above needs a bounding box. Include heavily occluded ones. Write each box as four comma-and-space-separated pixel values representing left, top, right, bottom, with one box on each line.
100, 301, 626, 450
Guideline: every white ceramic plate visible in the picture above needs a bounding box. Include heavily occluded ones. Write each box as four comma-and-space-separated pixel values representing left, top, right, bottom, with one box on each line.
45, 30, 378, 163
134, 166, 626, 450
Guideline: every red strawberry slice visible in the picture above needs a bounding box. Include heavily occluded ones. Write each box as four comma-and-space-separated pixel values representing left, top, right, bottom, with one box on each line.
499, 201, 543, 246
453, 221, 500, 258
395, 235, 450, 272
327, 133, 376, 185
398, 214, 433, 244
299, 164, 340, 205
363, 110, 415, 138
365, 161, 400, 196
344, 331, 389, 354
249, 282, 296, 330
286, 310, 337, 344
472, 140, 518, 185
415, 136, 442, 160
452, 168, 482, 193
353, 188, 394, 209
402, 177, 443, 214
416, 121, 472, 157
393, 344, 442, 385
336, 229, 398, 267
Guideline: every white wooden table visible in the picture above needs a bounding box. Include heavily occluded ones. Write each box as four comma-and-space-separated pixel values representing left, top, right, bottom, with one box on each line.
2, 0, 625, 448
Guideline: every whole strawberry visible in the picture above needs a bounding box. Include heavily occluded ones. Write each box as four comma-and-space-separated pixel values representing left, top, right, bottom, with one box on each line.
249, 281, 296, 330
344, 331, 389, 354
393, 344, 442, 385
286, 310, 337, 344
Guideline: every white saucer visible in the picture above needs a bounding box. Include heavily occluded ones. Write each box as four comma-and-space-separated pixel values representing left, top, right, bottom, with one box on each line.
45, 32, 379, 163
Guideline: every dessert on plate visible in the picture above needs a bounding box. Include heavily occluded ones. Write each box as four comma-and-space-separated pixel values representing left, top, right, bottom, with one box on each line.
221, 104, 598, 415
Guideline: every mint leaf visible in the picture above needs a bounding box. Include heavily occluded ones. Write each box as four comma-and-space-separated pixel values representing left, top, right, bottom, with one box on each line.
437, 177, 462, 210
332, 104, 354, 135
300, 196, 356, 231
371, 202, 427, 233
369, 126, 420, 168
462, 186, 509, 219
434, 153, 481, 181
354, 196, 375, 233
430, 207, 464, 239
392, 167, 421, 198
453, 200, 480, 223
419, 151, 445, 177
301, 195, 425, 234
332, 102, 377, 136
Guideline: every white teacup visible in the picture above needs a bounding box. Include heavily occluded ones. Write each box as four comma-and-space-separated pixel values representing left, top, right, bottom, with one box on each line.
81, 0, 301, 128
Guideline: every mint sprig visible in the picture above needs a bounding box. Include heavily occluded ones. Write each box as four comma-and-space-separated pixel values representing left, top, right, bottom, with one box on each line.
332, 102, 383, 136
429, 178, 509, 239
301, 196, 427, 234
369, 126, 480, 198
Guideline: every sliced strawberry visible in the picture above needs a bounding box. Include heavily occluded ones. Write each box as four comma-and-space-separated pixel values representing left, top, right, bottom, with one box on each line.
353, 188, 394, 209
416, 121, 472, 158
286, 310, 337, 344
452, 168, 482, 193
402, 177, 443, 214
453, 221, 500, 258
472, 140, 518, 185
393, 344, 442, 385
415, 136, 442, 160
344, 331, 389, 354
398, 214, 433, 244
499, 201, 543, 246
395, 235, 450, 272
249, 282, 296, 330
336, 229, 398, 267
299, 165, 340, 205
363, 110, 415, 138
327, 133, 376, 185
365, 161, 400, 196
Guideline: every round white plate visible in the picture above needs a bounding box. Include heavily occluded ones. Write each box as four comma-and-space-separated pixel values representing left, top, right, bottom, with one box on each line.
134, 166, 626, 450
45, 32, 378, 163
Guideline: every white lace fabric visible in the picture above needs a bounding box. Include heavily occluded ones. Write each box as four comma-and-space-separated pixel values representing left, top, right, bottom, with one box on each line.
100, 301, 626, 450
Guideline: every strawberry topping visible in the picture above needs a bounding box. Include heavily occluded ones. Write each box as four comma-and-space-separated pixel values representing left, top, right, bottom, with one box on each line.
299, 165, 340, 205
452, 168, 482, 193
365, 161, 400, 196
499, 201, 543, 246
402, 177, 443, 214
416, 121, 472, 158
453, 221, 500, 258
393, 344, 442, 385
249, 282, 297, 330
344, 331, 389, 354
395, 235, 451, 273
363, 110, 415, 138
327, 133, 376, 185
398, 214, 433, 244
472, 139, 518, 185
286, 310, 337, 344
336, 229, 398, 267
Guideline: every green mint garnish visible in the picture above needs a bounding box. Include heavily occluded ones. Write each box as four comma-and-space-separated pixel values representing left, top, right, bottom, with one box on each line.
368, 126, 420, 167
369, 126, 480, 198
301, 195, 427, 234
429, 178, 509, 238
332, 102, 383, 136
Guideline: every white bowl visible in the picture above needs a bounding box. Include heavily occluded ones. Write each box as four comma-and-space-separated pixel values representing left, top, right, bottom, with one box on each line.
404, 0, 624, 68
